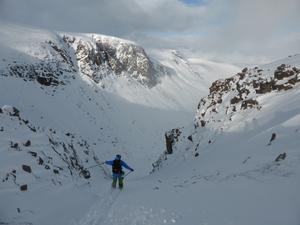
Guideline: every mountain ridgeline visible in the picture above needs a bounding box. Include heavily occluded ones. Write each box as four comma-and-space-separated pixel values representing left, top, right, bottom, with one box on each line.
1, 32, 166, 88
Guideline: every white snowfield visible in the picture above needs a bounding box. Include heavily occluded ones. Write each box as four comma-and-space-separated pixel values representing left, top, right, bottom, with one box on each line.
0, 22, 299, 225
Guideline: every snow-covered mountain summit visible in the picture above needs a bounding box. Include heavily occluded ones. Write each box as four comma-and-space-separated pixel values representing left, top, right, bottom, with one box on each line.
62, 33, 167, 87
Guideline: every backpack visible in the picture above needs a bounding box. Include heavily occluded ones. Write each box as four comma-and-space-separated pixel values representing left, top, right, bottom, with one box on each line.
112, 159, 122, 174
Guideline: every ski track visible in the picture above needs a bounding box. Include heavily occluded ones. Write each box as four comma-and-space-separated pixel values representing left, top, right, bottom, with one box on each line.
76, 188, 121, 225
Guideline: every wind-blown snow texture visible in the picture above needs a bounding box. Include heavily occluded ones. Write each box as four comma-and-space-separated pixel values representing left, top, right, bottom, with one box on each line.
1, 22, 299, 225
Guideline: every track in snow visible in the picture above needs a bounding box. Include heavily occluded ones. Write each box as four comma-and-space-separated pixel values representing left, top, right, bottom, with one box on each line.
76, 188, 121, 225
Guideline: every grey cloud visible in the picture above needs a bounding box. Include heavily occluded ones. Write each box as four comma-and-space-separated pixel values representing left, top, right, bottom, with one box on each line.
0, 0, 299, 64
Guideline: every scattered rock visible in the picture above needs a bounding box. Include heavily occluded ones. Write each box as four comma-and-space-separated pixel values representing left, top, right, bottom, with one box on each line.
230, 96, 242, 105
275, 153, 287, 162
200, 120, 206, 127
38, 157, 44, 165
10, 142, 20, 150
11, 107, 20, 117
2, 106, 20, 117
268, 133, 276, 145
28, 151, 37, 157
242, 67, 248, 73
274, 64, 295, 80
241, 99, 259, 110
23, 140, 31, 147
45, 165, 50, 170
187, 135, 193, 142
22, 165, 32, 173
81, 169, 91, 179
36, 76, 53, 86
53, 169, 59, 174
195, 153, 199, 157
254, 80, 275, 94
20, 184, 28, 191
165, 128, 182, 154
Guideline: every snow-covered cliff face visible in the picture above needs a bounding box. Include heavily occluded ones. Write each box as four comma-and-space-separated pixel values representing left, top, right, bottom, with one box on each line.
0, 25, 166, 88
62, 34, 166, 87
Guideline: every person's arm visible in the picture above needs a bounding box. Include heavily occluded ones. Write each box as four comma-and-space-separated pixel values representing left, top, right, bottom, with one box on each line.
121, 160, 134, 171
105, 160, 113, 166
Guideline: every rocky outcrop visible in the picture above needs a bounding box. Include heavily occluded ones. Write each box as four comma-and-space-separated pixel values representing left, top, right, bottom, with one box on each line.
153, 56, 300, 172
62, 34, 164, 87
3, 40, 77, 87
22, 165, 32, 173
1, 32, 167, 88
20, 184, 28, 191
275, 153, 287, 162
165, 128, 182, 154
194, 63, 300, 129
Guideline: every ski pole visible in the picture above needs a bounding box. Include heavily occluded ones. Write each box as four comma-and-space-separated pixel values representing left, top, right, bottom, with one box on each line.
124, 170, 133, 178
87, 162, 104, 169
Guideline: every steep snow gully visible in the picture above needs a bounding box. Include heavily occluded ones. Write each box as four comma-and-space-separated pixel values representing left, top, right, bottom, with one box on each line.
1, 23, 300, 225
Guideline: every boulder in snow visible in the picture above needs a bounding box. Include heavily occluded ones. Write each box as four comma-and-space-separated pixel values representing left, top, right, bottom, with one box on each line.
22, 165, 32, 173
23, 140, 31, 147
1, 105, 20, 117
275, 153, 287, 162
20, 184, 28, 191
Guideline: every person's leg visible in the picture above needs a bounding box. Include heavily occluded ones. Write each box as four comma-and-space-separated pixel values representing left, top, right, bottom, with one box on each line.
112, 174, 117, 188
118, 172, 124, 189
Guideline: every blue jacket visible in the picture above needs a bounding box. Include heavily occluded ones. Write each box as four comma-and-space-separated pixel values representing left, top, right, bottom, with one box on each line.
105, 159, 133, 176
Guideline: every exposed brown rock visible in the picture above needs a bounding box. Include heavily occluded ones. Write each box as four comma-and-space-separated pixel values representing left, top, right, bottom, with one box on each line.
241, 99, 259, 110
165, 128, 182, 154
254, 80, 276, 94
230, 96, 242, 104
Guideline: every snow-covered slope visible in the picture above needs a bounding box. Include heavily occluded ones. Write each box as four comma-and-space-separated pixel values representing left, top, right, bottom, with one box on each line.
0, 22, 242, 225
1, 22, 299, 225
151, 54, 300, 225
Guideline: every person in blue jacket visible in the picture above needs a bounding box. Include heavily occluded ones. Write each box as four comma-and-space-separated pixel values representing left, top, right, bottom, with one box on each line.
105, 154, 134, 189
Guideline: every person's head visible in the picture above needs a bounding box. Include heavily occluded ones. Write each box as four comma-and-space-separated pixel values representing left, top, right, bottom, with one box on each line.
115, 154, 121, 160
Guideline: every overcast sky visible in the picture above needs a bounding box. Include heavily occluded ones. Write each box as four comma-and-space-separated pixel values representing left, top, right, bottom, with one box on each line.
0, 0, 299, 64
